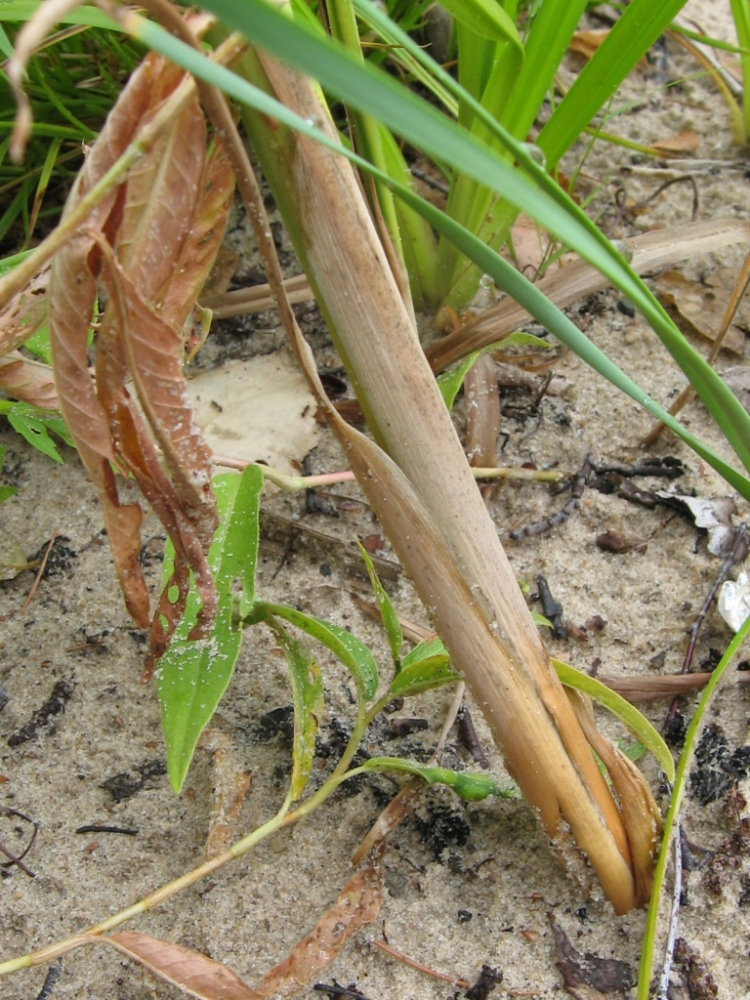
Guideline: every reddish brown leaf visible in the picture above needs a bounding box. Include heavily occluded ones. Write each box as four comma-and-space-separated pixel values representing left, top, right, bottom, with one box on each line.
104, 932, 260, 1000
47, 46, 226, 644
255, 866, 383, 998
0, 353, 58, 409
0, 268, 49, 356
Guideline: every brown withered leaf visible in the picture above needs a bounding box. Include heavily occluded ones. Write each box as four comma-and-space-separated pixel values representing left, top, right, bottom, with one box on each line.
104, 932, 259, 1000
0, 268, 48, 357
547, 914, 635, 995
648, 129, 700, 157
48, 47, 231, 648
569, 29, 610, 61
654, 270, 746, 354
0, 353, 58, 409
254, 866, 383, 998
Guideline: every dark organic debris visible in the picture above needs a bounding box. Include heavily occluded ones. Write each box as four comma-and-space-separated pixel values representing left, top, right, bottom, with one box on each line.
27, 536, 76, 578
548, 913, 635, 994
313, 981, 372, 999
463, 964, 503, 1000
34, 960, 62, 1000
99, 759, 167, 803
536, 574, 567, 639
6, 679, 73, 747
414, 803, 472, 860
74, 825, 138, 836
690, 724, 750, 806
673, 938, 719, 1000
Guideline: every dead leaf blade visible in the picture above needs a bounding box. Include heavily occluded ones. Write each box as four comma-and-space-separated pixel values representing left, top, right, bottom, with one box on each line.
104, 932, 260, 1000
255, 866, 383, 998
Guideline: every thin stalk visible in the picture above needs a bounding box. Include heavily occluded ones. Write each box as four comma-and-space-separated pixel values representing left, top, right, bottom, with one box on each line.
729, 0, 750, 142
636, 613, 750, 998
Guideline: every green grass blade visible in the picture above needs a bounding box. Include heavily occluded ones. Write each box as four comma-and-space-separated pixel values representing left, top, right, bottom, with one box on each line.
356, 540, 404, 666
388, 655, 461, 698
156, 466, 263, 793
551, 658, 674, 782
537, 0, 689, 167
636, 612, 750, 998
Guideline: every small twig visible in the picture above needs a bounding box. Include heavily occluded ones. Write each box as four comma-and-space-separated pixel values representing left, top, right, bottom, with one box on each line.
510, 453, 594, 540
457, 705, 489, 769
535, 575, 567, 640
664, 523, 747, 729
0, 840, 36, 878
19, 533, 58, 616
655, 819, 682, 1000
34, 960, 62, 1000
371, 939, 470, 988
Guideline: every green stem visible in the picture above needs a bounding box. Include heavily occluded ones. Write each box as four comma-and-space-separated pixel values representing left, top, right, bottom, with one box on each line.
636, 613, 750, 999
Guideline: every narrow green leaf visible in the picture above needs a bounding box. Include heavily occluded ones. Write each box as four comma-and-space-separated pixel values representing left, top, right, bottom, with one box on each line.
388, 654, 461, 698
401, 636, 447, 668
0, 445, 17, 505
356, 540, 403, 666
156, 465, 263, 792
551, 657, 675, 783
361, 756, 508, 800
439, 0, 521, 45
250, 602, 379, 701
266, 619, 324, 801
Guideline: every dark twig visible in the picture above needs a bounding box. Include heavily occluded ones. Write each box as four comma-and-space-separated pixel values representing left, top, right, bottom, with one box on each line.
74, 825, 138, 836
510, 453, 593, 540
0, 806, 38, 876
457, 705, 489, 769
34, 960, 62, 1000
664, 524, 747, 729
536, 575, 567, 640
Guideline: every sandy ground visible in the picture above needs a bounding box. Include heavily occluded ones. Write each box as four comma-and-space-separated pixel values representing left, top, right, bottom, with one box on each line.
1, 5, 749, 999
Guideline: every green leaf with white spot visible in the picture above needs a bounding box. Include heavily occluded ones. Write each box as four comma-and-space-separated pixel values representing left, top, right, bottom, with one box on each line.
157, 465, 263, 793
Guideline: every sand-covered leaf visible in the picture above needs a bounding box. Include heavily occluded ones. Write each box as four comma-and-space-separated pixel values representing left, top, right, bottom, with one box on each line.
250, 602, 379, 701
157, 466, 263, 793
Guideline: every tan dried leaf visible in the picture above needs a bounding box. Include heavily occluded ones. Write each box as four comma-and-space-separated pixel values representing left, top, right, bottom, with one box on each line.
655, 269, 747, 354
0, 353, 58, 409
0, 268, 49, 356
255, 866, 383, 998
569, 29, 611, 61
648, 129, 700, 157
105, 932, 259, 1000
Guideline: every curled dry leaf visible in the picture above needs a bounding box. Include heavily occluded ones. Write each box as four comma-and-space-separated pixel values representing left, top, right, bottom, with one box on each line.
48, 49, 233, 652
254, 866, 383, 998
0, 353, 58, 409
0, 268, 48, 357
104, 932, 259, 1000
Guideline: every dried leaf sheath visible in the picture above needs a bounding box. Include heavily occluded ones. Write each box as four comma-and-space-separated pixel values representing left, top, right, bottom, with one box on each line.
235, 50, 660, 912
48, 51, 233, 646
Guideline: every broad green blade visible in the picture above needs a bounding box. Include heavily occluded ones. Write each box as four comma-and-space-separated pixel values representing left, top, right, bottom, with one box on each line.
157, 466, 263, 792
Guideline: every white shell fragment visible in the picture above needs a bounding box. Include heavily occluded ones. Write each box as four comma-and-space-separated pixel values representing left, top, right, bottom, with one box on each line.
718, 570, 750, 633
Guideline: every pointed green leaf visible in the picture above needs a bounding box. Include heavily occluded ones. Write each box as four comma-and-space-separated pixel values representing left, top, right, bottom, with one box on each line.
251, 602, 379, 701
551, 657, 675, 783
157, 465, 263, 792
266, 619, 324, 801
356, 540, 403, 666
439, 0, 521, 45
389, 654, 461, 699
